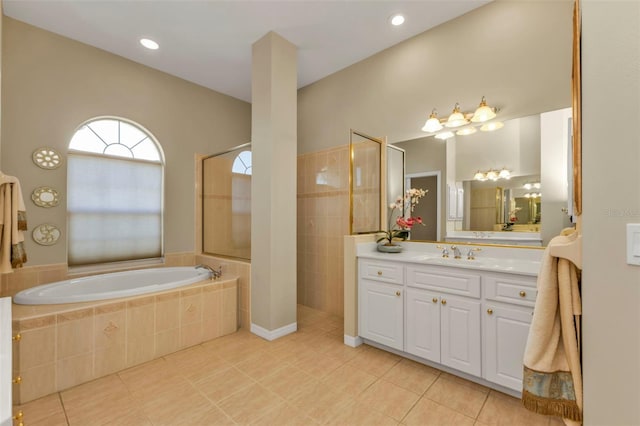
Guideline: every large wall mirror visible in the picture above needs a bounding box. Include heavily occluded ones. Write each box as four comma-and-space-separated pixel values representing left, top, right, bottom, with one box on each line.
393, 108, 574, 247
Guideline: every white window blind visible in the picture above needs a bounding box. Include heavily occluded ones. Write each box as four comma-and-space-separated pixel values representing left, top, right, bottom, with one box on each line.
67, 154, 163, 266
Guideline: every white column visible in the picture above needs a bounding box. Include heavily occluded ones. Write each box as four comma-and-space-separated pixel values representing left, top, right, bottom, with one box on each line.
250, 32, 298, 340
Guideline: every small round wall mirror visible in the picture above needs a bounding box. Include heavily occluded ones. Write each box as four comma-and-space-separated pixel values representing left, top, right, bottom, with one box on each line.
31, 187, 60, 208
32, 147, 62, 169
32, 223, 61, 246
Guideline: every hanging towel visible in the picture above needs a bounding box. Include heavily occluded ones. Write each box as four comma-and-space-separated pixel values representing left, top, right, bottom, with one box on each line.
0, 174, 28, 273
522, 230, 582, 424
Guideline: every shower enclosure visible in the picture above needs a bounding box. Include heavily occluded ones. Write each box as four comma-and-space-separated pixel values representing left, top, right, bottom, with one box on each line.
202, 143, 251, 260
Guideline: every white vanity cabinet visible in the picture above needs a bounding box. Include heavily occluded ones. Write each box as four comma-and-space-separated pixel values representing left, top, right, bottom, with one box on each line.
358, 259, 404, 350
357, 255, 538, 394
482, 273, 537, 390
406, 265, 481, 376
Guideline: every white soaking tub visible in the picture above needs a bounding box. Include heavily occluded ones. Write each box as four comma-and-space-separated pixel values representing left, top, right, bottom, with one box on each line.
13, 266, 213, 305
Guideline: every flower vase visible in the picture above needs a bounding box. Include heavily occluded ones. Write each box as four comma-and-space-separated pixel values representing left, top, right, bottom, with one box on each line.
377, 242, 403, 253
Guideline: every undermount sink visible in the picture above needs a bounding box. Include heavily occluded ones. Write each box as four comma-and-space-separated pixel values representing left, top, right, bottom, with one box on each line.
406, 254, 540, 275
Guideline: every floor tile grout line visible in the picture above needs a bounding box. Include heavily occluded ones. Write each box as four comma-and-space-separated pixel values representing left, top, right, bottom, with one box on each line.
56, 391, 71, 426
397, 369, 442, 425
475, 389, 493, 421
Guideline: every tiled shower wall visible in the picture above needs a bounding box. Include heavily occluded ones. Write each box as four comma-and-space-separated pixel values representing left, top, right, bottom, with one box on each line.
297, 145, 350, 317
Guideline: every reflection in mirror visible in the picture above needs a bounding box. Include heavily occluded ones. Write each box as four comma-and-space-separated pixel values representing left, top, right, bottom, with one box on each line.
386, 145, 405, 226
349, 130, 382, 234
463, 175, 541, 232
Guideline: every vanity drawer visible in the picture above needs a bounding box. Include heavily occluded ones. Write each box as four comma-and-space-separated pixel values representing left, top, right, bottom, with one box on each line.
406, 265, 480, 298
359, 259, 404, 285
484, 274, 537, 307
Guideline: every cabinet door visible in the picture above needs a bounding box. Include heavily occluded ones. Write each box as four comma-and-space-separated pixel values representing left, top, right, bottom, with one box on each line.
440, 295, 481, 376
359, 280, 403, 350
483, 303, 533, 391
406, 288, 440, 362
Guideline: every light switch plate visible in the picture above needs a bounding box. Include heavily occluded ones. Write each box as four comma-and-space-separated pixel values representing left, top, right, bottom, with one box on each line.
626, 224, 640, 266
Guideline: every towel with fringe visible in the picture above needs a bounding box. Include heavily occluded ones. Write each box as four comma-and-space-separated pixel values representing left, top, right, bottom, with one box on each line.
0, 174, 28, 273
522, 230, 582, 424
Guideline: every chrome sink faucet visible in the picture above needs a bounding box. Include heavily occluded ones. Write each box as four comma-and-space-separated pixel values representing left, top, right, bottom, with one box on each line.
450, 245, 462, 259
436, 245, 449, 258
466, 247, 482, 260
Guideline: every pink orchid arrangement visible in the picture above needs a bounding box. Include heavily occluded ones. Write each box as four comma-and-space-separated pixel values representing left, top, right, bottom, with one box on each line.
378, 188, 427, 246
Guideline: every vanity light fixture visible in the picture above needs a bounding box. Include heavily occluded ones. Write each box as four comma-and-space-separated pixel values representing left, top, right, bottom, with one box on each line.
473, 168, 512, 182
421, 97, 501, 138
140, 38, 159, 50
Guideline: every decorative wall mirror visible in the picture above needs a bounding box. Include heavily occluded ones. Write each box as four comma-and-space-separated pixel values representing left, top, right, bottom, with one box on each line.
349, 130, 382, 234
31, 186, 60, 208
32, 147, 63, 169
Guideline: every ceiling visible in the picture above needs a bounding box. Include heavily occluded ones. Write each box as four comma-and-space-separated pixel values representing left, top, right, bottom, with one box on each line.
2, 1, 490, 102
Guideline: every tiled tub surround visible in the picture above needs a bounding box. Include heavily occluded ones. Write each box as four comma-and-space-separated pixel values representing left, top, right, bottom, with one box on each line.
11, 277, 238, 404
196, 254, 251, 330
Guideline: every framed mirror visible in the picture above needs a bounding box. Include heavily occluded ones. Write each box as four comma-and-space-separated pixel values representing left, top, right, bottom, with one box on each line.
392, 108, 573, 246
349, 130, 382, 234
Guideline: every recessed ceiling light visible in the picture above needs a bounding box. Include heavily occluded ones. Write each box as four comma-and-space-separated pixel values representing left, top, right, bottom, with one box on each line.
140, 38, 159, 50
390, 14, 405, 26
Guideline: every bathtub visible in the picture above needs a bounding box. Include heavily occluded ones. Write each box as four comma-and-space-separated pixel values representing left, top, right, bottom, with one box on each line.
13, 266, 212, 305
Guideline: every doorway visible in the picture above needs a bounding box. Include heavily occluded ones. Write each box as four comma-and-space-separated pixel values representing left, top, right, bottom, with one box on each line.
406, 172, 440, 241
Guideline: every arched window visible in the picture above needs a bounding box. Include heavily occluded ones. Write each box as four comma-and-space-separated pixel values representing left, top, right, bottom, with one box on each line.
232, 150, 252, 175
67, 117, 164, 266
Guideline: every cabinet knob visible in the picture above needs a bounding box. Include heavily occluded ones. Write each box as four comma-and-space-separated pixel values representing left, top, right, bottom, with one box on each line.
487, 308, 494, 315
12, 333, 21, 342
13, 376, 22, 385
432, 297, 438, 303
13, 411, 23, 426
377, 271, 383, 276
519, 291, 526, 297
395, 291, 401, 296
441, 299, 447, 305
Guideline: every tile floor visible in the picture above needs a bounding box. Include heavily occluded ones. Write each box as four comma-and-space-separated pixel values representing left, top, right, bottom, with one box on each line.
15, 305, 563, 426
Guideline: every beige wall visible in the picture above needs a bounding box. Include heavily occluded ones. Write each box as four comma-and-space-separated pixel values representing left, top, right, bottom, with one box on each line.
297, 1, 572, 154
1, 17, 251, 266
582, 1, 640, 425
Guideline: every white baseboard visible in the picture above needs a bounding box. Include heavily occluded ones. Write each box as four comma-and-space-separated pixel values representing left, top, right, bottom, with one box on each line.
343, 335, 363, 347
250, 322, 297, 341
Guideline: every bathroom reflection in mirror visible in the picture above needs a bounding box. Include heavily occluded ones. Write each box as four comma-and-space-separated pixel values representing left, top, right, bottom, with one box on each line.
462, 175, 541, 233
